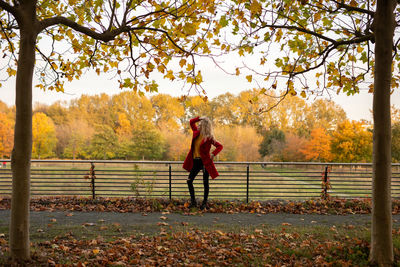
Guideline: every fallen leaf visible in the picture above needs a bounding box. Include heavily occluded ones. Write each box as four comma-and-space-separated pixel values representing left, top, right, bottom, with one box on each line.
215, 230, 225, 236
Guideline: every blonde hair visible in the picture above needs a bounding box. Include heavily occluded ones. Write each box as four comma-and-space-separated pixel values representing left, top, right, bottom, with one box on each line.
199, 117, 214, 140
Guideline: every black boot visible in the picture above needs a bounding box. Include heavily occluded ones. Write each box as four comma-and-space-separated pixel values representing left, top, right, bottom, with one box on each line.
187, 179, 196, 208
200, 200, 208, 210
189, 200, 197, 208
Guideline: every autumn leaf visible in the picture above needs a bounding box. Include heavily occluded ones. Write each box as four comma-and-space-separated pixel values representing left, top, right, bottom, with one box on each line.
179, 59, 186, 68
249, 0, 262, 17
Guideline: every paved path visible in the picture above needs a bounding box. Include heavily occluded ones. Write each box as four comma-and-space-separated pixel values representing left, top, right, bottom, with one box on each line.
2, 210, 400, 229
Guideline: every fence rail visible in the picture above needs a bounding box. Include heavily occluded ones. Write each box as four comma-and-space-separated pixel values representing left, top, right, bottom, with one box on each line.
1, 160, 400, 201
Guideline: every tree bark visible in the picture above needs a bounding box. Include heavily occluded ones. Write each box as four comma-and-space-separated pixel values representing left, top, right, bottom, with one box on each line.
10, 2, 37, 261
370, 0, 396, 265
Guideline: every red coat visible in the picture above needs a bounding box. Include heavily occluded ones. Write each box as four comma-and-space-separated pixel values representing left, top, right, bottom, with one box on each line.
182, 117, 223, 179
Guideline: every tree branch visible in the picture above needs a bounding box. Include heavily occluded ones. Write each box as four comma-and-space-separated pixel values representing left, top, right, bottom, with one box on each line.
0, 0, 17, 16
332, 0, 375, 16
39, 16, 129, 42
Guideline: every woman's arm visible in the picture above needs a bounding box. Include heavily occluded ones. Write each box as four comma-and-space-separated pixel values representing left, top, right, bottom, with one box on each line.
211, 140, 223, 157
189, 117, 201, 131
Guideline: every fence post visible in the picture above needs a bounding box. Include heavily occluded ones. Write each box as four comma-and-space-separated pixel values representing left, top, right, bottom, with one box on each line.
246, 164, 250, 203
322, 166, 329, 200
169, 164, 172, 201
90, 162, 96, 199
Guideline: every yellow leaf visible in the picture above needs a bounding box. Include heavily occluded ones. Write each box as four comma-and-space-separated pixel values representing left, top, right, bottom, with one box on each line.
300, 91, 306, 98
92, 249, 100, 255
186, 64, 194, 71
215, 230, 225, 236
349, 0, 357, 7
246, 75, 252, 82
314, 12, 321, 22
164, 70, 175, 81
196, 71, 203, 83
183, 23, 197, 36
179, 59, 187, 68
157, 65, 166, 73
235, 68, 240, 76
357, 46, 363, 53
6, 67, 16, 76
250, 0, 262, 16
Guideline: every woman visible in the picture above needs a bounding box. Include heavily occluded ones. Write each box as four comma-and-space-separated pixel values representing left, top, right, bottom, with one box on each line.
183, 116, 223, 209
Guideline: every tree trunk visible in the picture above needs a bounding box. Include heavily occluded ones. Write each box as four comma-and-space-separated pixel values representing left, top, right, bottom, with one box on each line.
10, 3, 37, 261
370, 0, 396, 265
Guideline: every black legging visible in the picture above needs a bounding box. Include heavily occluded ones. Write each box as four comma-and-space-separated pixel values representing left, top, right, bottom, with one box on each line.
187, 158, 209, 203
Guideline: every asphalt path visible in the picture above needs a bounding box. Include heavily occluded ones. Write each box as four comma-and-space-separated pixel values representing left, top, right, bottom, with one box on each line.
1, 210, 400, 229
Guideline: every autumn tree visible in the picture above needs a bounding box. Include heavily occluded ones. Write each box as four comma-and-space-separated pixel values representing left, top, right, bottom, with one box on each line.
301, 128, 333, 162
0, 112, 14, 158
0, 0, 222, 260
331, 120, 372, 163
32, 112, 57, 159
220, 0, 397, 263
214, 125, 262, 161
62, 118, 94, 159
304, 99, 347, 135
281, 133, 307, 162
151, 94, 184, 130
258, 127, 285, 161
392, 122, 400, 162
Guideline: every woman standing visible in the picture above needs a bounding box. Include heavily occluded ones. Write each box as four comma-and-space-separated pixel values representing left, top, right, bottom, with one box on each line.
183, 116, 223, 209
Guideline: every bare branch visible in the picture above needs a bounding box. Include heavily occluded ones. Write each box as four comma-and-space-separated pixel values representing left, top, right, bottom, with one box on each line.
0, 0, 17, 17
332, 0, 375, 16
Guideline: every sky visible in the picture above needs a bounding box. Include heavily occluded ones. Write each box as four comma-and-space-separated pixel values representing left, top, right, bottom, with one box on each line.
1, 55, 399, 122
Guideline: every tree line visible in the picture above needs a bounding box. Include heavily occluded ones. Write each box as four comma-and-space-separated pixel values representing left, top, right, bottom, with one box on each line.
3, 89, 398, 163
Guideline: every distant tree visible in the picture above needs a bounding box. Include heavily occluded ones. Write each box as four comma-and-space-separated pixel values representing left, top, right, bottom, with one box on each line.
392, 122, 400, 162
32, 112, 57, 159
89, 125, 118, 160
63, 119, 94, 159
301, 128, 333, 162
259, 127, 285, 160
0, 112, 14, 158
213, 125, 238, 161
212, 93, 239, 126
305, 100, 347, 135
281, 133, 307, 162
130, 127, 166, 160
151, 94, 184, 130
331, 120, 372, 163
214, 125, 261, 161
234, 126, 262, 161
161, 128, 190, 160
